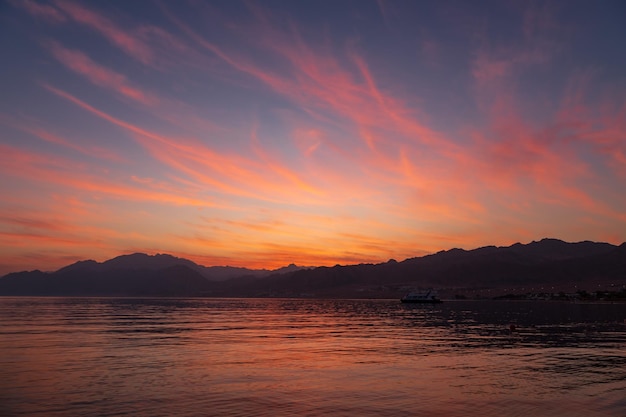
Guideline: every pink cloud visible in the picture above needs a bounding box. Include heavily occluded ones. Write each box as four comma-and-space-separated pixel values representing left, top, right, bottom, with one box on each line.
171, 12, 492, 223
171, 9, 471, 199
471, 13, 554, 91
376, 0, 394, 29
25, 1, 213, 74
293, 128, 323, 157
53, 0, 154, 65
46, 41, 158, 106
45, 39, 222, 140
135, 24, 203, 65
472, 53, 511, 85
11, 0, 66, 23
42, 84, 336, 205
553, 72, 626, 179
16, 3, 626, 269
464, 75, 626, 228
42, 84, 164, 142
249, 123, 324, 197
420, 38, 441, 65
0, 114, 125, 162
464, 37, 622, 223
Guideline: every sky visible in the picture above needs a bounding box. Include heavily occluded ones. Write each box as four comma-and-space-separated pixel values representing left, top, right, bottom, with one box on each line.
0, 0, 625, 275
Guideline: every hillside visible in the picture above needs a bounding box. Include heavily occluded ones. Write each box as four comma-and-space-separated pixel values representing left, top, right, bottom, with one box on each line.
1, 239, 624, 297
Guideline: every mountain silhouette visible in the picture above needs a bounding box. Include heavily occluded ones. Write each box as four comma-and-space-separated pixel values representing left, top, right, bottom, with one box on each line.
55, 253, 306, 282
0, 239, 624, 297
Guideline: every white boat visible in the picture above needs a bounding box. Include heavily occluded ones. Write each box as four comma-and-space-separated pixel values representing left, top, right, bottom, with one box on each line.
400, 289, 442, 303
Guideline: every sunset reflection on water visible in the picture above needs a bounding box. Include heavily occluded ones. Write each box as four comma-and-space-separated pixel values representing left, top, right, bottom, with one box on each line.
1, 298, 625, 416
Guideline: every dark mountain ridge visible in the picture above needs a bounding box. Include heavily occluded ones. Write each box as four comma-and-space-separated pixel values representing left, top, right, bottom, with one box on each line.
1, 238, 624, 297
216, 238, 625, 297
55, 253, 307, 282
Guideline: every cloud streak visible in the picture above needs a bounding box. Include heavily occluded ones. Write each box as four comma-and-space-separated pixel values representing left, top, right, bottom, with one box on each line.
1, 1, 624, 274
53, 0, 154, 65
11, 0, 66, 23
46, 41, 158, 106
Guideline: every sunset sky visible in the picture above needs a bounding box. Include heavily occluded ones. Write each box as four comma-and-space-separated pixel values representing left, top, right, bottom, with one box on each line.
1, 0, 625, 275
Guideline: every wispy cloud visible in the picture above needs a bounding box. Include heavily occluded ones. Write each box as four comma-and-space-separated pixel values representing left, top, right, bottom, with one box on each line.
46, 41, 158, 106
0, 143, 214, 208
53, 0, 154, 65
170, 7, 467, 199
40, 83, 362, 207
172, 4, 625, 245
0, 113, 125, 162
11, 0, 66, 23
2, 1, 624, 273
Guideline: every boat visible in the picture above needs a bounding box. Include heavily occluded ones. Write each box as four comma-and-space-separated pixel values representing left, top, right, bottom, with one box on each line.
400, 289, 442, 304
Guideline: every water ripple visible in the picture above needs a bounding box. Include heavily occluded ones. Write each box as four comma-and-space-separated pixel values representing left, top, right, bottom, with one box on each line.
0, 297, 625, 416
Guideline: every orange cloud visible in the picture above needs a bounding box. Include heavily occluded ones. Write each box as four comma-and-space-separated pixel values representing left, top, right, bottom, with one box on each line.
169, 10, 479, 218
3, 1, 624, 274
41, 84, 347, 206
42, 6, 626, 255
0, 202, 169, 275
249, 124, 325, 197
0, 143, 215, 208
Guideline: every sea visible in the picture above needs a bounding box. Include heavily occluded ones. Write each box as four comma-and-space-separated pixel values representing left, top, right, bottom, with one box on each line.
0, 297, 625, 417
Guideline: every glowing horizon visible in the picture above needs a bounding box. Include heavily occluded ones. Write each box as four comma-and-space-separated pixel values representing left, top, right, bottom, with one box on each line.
1, 1, 625, 275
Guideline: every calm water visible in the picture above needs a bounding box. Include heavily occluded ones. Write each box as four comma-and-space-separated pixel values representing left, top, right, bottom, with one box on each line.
1, 298, 625, 416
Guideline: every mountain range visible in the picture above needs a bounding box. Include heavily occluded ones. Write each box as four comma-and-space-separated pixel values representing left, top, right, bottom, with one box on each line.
1, 238, 624, 298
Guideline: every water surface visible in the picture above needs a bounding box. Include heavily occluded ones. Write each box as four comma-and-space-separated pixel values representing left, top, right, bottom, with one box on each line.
1, 298, 625, 416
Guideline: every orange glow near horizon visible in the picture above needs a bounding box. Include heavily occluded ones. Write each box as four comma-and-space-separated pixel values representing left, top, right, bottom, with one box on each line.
0, 1, 625, 275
